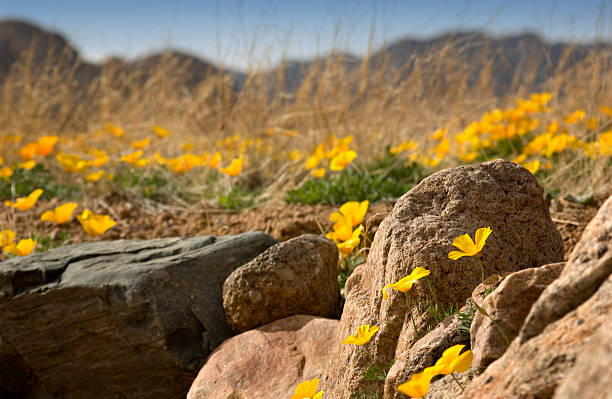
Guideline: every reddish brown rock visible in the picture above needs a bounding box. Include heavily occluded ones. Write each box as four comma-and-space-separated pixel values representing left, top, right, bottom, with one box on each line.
520, 194, 612, 343
463, 195, 612, 398
470, 262, 564, 367
427, 369, 479, 399
223, 234, 340, 333
322, 160, 563, 398
553, 318, 612, 399
186, 315, 338, 399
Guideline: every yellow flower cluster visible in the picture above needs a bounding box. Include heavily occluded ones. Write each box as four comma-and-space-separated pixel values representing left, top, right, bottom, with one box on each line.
424, 94, 612, 172
325, 200, 368, 257
1, 124, 256, 185
2, 188, 117, 257
0, 135, 61, 178
305, 135, 357, 178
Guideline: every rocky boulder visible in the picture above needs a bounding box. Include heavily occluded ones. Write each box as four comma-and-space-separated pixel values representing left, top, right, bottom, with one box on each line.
464, 194, 612, 398
187, 315, 338, 399
322, 160, 564, 397
0, 232, 277, 399
553, 317, 612, 399
223, 234, 340, 333
470, 262, 565, 367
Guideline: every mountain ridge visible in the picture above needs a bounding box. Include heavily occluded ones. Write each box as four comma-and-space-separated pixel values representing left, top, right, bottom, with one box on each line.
1, 18, 610, 96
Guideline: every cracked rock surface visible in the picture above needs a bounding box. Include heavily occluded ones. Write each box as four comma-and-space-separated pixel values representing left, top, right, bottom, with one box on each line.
0, 232, 276, 399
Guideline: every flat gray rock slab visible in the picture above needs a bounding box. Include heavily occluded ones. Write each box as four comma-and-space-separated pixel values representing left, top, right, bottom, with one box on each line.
0, 232, 277, 399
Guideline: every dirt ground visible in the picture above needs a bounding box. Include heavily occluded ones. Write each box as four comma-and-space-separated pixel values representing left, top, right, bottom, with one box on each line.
2, 193, 606, 262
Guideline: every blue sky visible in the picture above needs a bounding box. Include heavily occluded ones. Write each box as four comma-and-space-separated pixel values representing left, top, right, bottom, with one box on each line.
2, 0, 611, 71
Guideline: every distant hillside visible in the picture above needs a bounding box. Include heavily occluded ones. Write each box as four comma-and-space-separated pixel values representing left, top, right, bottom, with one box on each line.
1, 19, 611, 98
272, 31, 609, 97
0, 19, 221, 94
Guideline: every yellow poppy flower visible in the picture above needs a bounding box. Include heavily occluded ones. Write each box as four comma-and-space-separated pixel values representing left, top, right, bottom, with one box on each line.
18, 160, 37, 170
522, 160, 540, 175
56, 153, 92, 173
390, 140, 418, 155
330, 200, 369, 229
19, 143, 38, 160
382, 267, 430, 300
458, 151, 478, 162
120, 150, 143, 164
288, 149, 303, 161
86, 171, 106, 182
305, 154, 321, 170
5, 189, 43, 211
291, 378, 323, 399
431, 128, 448, 140
336, 225, 363, 257
342, 324, 379, 346
4, 238, 36, 256
153, 125, 170, 138
208, 152, 222, 169
91, 150, 109, 167
41, 202, 78, 224
77, 210, 117, 236
131, 138, 151, 149
310, 168, 326, 178
35, 135, 59, 156
220, 156, 243, 176
563, 110, 586, 124
106, 123, 124, 138
512, 153, 527, 164
329, 150, 357, 171
0, 166, 13, 180
325, 217, 353, 242
432, 344, 473, 375
448, 227, 492, 260
601, 105, 612, 116
529, 92, 552, 105
396, 366, 438, 398
0, 230, 16, 247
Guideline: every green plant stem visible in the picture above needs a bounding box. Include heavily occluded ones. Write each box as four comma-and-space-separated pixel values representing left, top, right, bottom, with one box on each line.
404, 292, 419, 339
472, 301, 511, 346
451, 372, 465, 392
476, 256, 486, 283
364, 346, 387, 379
427, 278, 443, 321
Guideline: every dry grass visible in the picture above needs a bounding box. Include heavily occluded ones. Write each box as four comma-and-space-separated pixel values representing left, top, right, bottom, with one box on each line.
1, 32, 611, 198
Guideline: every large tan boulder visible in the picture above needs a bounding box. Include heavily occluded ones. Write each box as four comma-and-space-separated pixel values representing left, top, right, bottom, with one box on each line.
463, 194, 612, 398
223, 234, 340, 333
186, 315, 338, 399
470, 262, 565, 367
322, 160, 564, 397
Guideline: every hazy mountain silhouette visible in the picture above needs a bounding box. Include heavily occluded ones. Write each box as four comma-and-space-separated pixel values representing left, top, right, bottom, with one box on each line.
0, 19, 221, 95
1, 19, 609, 98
